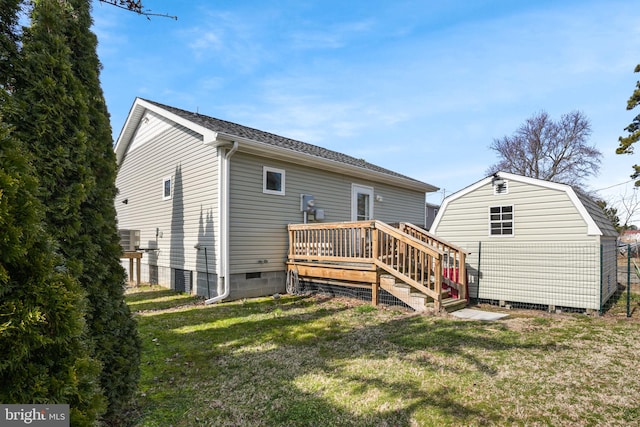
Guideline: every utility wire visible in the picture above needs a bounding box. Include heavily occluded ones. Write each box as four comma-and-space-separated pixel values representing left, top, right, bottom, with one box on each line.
594, 179, 635, 192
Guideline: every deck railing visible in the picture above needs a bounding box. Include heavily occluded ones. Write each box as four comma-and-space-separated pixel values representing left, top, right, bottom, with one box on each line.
398, 222, 468, 301
288, 220, 467, 308
288, 221, 375, 262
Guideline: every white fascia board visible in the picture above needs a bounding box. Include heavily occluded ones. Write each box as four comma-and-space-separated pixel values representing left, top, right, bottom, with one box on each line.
496, 173, 601, 235
114, 98, 219, 164
430, 175, 493, 233
431, 171, 601, 235
213, 132, 439, 194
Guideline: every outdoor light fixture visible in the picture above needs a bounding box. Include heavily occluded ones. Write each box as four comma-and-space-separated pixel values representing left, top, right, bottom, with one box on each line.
122, 198, 128, 204
492, 173, 505, 187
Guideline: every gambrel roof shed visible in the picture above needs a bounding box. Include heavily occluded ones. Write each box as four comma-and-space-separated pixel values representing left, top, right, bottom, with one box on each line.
430, 171, 618, 311
431, 171, 617, 238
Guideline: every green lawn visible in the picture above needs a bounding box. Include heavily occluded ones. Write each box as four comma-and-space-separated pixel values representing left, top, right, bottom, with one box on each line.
124, 285, 640, 426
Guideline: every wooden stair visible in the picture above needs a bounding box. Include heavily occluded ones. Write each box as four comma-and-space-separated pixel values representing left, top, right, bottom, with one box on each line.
429, 297, 467, 313
379, 274, 466, 313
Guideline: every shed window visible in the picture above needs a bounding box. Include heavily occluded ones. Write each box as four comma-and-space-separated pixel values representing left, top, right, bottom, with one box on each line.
162, 176, 172, 200
489, 205, 513, 236
263, 166, 285, 195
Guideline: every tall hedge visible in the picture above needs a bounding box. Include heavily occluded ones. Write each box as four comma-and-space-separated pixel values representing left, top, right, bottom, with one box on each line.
1, 4, 103, 420
2, 1, 141, 421
65, 0, 141, 420
0, 107, 104, 424
4, 0, 140, 423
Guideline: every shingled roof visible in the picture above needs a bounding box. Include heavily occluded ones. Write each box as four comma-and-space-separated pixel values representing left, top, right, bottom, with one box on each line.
141, 98, 430, 187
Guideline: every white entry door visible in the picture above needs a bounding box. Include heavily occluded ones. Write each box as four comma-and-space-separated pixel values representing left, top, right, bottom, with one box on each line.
351, 184, 374, 221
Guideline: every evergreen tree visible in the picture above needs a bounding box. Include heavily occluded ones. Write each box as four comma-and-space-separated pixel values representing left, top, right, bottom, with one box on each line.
597, 200, 622, 233
4, 0, 106, 423
617, 64, 640, 185
0, 0, 22, 91
0, 102, 104, 425
64, 0, 141, 420
2, 0, 140, 421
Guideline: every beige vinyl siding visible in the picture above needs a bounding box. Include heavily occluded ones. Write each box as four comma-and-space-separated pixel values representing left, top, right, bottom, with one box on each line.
115, 113, 219, 284
434, 180, 596, 243
228, 152, 426, 274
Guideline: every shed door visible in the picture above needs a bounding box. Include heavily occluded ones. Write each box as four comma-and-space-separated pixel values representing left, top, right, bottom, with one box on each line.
351, 184, 374, 221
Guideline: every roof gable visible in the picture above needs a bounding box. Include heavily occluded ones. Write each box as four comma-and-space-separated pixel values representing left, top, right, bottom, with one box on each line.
114, 98, 438, 193
432, 171, 616, 237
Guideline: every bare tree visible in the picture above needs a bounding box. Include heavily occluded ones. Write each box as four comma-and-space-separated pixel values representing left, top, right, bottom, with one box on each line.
487, 110, 602, 187
97, 0, 177, 19
611, 187, 640, 230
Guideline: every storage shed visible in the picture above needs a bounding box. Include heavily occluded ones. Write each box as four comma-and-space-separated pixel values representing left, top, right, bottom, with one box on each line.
430, 172, 619, 311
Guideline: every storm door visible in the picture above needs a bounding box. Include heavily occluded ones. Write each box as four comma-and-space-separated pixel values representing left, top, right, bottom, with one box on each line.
351, 184, 374, 221
351, 184, 374, 257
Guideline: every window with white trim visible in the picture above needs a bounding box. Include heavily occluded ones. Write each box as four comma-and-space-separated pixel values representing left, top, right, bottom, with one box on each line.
162, 176, 172, 200
489, 205, 513, 236
263, 166, 285, 195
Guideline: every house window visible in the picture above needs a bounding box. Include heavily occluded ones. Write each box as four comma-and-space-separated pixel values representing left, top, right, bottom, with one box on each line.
263, 166, 285, 195
489, 205, 513, 236
162, 176, 172, 200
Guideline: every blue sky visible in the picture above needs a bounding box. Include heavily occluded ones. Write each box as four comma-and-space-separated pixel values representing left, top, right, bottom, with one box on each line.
93, 0, 640, 221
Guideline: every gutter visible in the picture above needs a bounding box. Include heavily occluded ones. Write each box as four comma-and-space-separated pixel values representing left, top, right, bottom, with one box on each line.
205, 140, 238, 304
212, 131, 438, 194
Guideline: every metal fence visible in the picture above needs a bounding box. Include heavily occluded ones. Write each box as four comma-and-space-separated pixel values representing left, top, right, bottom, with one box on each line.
610, 244, 640, 317
295, 279, 414, 311
468, 241, 628, 314
290, 242, 640, 317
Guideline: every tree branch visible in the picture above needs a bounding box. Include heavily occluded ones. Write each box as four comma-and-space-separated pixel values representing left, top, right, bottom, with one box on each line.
97, 0, 177, 20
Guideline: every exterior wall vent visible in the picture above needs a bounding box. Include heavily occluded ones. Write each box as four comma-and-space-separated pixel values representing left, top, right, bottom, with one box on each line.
174, 269, 192, 293
493, 180, 508, 195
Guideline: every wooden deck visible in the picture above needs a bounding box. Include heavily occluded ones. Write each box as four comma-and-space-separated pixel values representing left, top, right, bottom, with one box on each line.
287, 221, 468, 312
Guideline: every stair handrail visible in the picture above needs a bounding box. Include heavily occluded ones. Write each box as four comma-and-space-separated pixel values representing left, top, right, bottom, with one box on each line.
398, 222, 469, 254
287, 220, 466, 310
398, 222, 468, 301
371, 220, 444, 308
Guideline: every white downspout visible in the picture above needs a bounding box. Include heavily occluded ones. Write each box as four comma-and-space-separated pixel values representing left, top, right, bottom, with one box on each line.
205, 141, 238, 304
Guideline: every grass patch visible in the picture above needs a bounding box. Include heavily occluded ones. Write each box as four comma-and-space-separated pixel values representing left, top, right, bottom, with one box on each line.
124, 285, 640, 426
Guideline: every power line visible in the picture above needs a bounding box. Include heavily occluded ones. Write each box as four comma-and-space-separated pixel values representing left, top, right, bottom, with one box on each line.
594, 179, 635, 192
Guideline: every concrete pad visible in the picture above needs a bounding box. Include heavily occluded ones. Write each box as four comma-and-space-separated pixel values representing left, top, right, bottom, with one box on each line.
450, 308, 509, 321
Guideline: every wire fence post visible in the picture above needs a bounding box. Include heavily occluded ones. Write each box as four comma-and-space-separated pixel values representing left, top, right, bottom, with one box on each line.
600, 244, 603, 315
476, 241, 482, 304
628, 244, 631, 318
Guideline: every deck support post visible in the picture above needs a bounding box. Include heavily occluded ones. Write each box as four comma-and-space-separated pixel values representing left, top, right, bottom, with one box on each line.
122, 251, 142, 286
459, 252, 467, 301
372, 282, 379, 306
434, 256, 442, 312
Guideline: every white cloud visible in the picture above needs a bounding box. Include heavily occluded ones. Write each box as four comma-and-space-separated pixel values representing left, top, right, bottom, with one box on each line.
189, 31, 224, 54
288, 19, 376, 50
